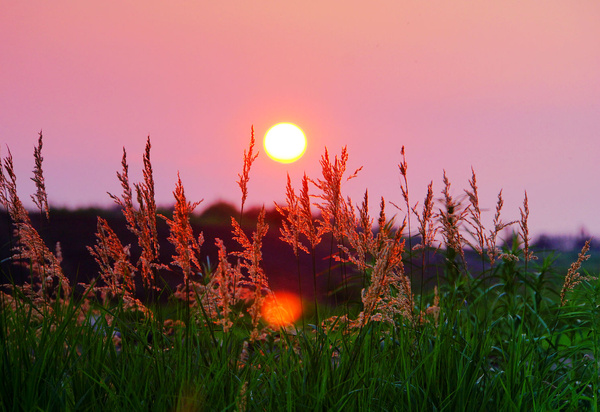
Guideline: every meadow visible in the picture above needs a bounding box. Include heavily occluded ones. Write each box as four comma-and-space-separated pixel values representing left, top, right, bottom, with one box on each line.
1, 131, 598, 411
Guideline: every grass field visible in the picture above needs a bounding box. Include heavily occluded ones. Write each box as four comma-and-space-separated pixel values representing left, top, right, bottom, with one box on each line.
1, 132, 599, 411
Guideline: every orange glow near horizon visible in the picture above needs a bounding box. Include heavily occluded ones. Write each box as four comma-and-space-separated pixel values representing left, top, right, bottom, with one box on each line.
262, 291, 302, 327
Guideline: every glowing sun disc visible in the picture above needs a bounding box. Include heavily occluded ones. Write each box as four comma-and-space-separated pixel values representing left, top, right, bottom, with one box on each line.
264, 123, 306, 163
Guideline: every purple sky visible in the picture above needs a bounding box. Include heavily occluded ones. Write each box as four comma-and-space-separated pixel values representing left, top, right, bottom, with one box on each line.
1, 2, 599, 238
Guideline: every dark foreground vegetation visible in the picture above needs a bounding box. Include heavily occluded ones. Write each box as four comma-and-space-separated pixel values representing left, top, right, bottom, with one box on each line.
1, 132, 599, 411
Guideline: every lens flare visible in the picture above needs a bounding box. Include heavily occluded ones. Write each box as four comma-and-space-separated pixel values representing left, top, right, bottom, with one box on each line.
262, 291, 302, 326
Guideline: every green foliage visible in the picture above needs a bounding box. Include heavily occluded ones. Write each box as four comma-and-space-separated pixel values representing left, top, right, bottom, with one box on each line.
2, 246, 600, 411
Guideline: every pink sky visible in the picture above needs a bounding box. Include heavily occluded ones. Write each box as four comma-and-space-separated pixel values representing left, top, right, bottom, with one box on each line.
1, 2, 599, 238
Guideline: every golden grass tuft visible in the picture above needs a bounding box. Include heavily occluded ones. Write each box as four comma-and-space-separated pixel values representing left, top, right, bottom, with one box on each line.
560, 239, 596, 306
160, 173, 204, 285
87, 217, 136, 302
1, 135, 70, 302
31, 131, 49, 220
237, 125, 258, 217
231, 207, 271, 340
108, 137, 164, 291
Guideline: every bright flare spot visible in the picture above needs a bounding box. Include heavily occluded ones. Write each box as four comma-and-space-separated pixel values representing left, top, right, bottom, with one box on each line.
262, 291, 302, 326
263, 123, 307, 163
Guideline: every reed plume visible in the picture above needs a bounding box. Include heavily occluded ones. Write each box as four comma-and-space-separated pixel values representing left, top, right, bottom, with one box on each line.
341, 190, 376, 271
87, 217, 136, 303
398, 146, 413, 254
0, 139, 70, 300
412, 182, 437, 251
31, 131, 49, 220
109, 137, 163, 291
411, 181, 436, 309
275, 173, 308, 256
312, 146, 362, 241
485, 190, 515, 268
211, 239, 247, 331
439, 171, 466, 256
231, 207, 270, 340
312, 147, 362, 304
275, 174, 307, 327
438, 171, 468, 282
299, 172, 324, 325
464, 168, 485, 260
0, 148, 29, 224
237, 125, 258, 219
356, 220, 411, 327
519, 191, 536, 267
161, 173, 204, 285
299, 173, 324, 250
560, 239, 595, 306
188, 238, 250, 332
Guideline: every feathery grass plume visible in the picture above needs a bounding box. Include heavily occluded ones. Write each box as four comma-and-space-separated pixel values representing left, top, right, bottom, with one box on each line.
30, 131, 49, 220
412, 181, 437, 251
356, 221, 411, 328
11, 222, 70, 300
398, 146, 409, 205
312, 146, 362, 240
299, 172, 324, 249
186, 238, 248, 331
299, 172, 324, 326
341, 190, 376, 271
135, 137, 161, 284
0, 148, 29, 224
438, 171, 467, 269
464, 168, 485, 260
341, 198, 411, 328
519, 191, 536, 267
358, 191, 377, 259
341, 197, 414, 325
485, 190, 515, 268
359, 191, 375, 246
398, 145, 414, 262
231, 207, 270, 341
205, 238, 247, 332
560, 239, 595, 306
275, 173, 309, 256
110, 147, 135, 223
439, 171, 465, 252
0, 147, 70, 300
312, 146, 362, 303
377, 196, 390, 240
161, 173, 204, 285
411, 181, 437, 309
274, 174, 307, 327
109, 138, 163, 291
87, 217, 136, 303
237, 125, 258, 219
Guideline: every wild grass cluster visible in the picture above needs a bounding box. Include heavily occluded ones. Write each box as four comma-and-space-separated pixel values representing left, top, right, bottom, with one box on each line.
1, 130, 599, 411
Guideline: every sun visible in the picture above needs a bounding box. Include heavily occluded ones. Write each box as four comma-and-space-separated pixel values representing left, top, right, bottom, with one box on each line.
263, 123, 307, 163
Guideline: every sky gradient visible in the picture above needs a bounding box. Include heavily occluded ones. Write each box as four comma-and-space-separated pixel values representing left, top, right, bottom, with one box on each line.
1, 2, 599, 238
